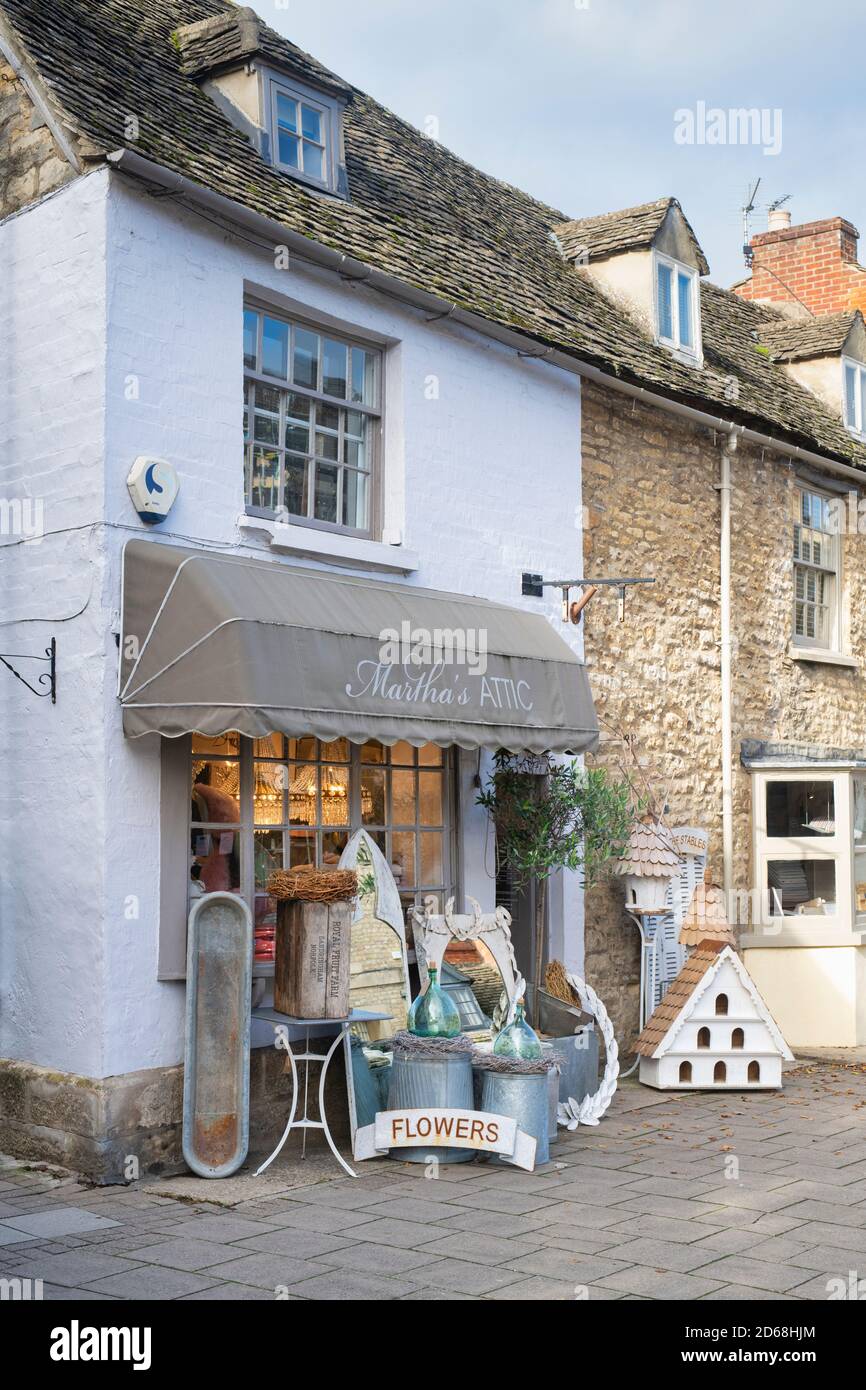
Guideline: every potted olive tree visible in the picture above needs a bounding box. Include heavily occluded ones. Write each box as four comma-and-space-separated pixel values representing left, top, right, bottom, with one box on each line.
477, 752, 636, 1019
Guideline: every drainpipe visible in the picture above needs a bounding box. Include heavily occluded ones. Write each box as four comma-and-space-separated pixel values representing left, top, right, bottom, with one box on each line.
719, 431, 737, 905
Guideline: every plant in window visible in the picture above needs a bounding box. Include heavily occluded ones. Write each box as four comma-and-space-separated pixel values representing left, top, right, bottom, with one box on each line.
477, 751, 635, 1016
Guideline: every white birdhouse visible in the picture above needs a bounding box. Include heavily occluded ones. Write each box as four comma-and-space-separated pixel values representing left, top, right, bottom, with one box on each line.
615, 815, 680, 914
634, 882, 793, 1090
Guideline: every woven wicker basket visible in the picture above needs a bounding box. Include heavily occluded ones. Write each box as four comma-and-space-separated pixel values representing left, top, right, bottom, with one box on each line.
267, 865, 358, 903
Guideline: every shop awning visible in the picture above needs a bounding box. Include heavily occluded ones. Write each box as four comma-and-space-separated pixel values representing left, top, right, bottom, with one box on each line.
119, 540, 598, 754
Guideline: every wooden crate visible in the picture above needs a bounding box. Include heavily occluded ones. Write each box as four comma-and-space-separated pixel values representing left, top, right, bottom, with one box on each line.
274, 899, 351, 1019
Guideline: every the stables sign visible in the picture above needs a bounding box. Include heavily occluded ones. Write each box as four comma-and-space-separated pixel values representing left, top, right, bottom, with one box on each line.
353, 1107, 538, 1170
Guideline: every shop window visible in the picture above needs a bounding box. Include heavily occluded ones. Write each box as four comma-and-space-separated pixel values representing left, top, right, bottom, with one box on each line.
713, 1061, 727, 1083
748, 1060, 761, 1082
697, 1026, 710, 1049
191, 735, 453, 964
732, 1027, 744, 1049
767, 859, 836, 917
765, 779, 835, 838
244, 304, 380, 536
678, 1061, 692, 1083
714, 993, 728, 1016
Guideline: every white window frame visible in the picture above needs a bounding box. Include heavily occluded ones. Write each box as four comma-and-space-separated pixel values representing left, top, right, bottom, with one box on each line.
743, 768, 866, 946
243, 301, 382, 538
267, 75, 340, 191
842, 356, 866, 439
792, 484, 841, 653
653, 250, 701, 362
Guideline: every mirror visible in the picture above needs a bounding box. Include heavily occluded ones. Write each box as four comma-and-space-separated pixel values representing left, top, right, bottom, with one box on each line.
339, 829, 412, 1131
410, 896, 520, 1035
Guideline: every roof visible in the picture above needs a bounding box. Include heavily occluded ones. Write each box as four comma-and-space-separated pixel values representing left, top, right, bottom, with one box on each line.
553, 196, 710, 276
172, 4, 351, 97
759, 312, 861, 362
2, 0, 866, 472
614, 816, 680, 878
634, 945, 794, 1060
679, 879, 736, 948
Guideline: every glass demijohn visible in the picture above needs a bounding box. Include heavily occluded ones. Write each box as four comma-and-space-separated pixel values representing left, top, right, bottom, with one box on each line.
407, 962, 460, 1038
493, 999, 542, 1060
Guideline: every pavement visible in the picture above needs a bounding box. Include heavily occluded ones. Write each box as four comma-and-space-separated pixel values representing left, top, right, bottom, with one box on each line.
2, 1059, 866, 1301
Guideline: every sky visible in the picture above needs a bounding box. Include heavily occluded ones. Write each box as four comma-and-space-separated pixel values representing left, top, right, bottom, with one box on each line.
267, 0, 866, 288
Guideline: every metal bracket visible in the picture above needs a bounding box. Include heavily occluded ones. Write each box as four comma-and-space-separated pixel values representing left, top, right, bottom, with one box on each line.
0, 636, 56, 702
521, 574, 655, 623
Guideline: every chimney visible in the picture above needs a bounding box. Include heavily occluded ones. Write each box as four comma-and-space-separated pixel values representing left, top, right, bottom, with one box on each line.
735, 214, 866, 315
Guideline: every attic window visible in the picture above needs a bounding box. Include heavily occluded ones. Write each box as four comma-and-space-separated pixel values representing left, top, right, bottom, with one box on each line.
268, 76, 340, 191
654, 251, 699, 360
843, 357, 866, 438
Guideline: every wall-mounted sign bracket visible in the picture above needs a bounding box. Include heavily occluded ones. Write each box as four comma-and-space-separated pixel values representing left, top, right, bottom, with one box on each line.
521, 574, 655, 624
0, 636, 56, 702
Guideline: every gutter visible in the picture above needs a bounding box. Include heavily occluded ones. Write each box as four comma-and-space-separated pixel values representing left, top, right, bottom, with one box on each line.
719, 434, 736, 906
106, 148, 866, 486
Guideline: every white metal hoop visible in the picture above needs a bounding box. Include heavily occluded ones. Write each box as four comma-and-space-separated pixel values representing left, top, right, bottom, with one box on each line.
556, 973, 619, 1128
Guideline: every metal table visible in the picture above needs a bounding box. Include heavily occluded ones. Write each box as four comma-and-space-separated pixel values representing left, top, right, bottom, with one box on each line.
251, 1006, 390, 1179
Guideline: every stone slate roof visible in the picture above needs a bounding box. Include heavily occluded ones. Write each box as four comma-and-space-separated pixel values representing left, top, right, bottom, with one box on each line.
553, 196, 710, 276
759, 312, 860, 362
173, 4, 351, 98
3, 0, 866, 471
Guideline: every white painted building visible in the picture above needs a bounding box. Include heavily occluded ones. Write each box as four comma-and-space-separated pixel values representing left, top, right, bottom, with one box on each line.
0, 150, 593, 1173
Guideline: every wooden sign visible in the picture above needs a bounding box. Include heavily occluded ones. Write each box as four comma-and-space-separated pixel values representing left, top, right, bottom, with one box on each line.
354, 1107, 537, 1171
274, 899, 351, 1019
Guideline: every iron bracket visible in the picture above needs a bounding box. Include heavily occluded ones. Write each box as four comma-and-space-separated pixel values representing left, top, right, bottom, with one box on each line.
0, 636, 56, 702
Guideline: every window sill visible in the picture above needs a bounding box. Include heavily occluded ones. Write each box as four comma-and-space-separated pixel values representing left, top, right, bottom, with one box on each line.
238, 514, 420, 574
789, 645, 859, 669
741, 927, 866, 950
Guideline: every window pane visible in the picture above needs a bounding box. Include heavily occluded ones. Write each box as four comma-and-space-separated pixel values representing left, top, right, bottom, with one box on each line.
288, 737, 318, 761
284, 455, 308, 517
243, 309, 258, 370
767, 860, 836, 915
391, 831, 415, 889
321, 738, 350, 762
318, 402, 340, 431
293, 328, 319, 389
193, 734, 240, 758
289, 764, 318, 825
262, 316, 289, 379
344, 412, 368, 469
351, 347, 376, 405
766, 780, 835, 837
391, 742, 415, 765
321, 765, 350, 825
361, 767, 386, 823
303, 141, 324, 181
285, 422, 309, 453
254, 762, 285, 825
361, 741, 385, 763
315, 430, 339, 461
845, 362, 858, 428
342, 469, 367, 530
191, 761, 241, 813
419, 771, 443, 826
254, 408, 279, 445
323, 339, 348, 398
322, 831, 349, 865
860, 369, 866, 437
677, 271, 693, 348
276, 93, 298, 131
289, 832, 316, 867
301, 104, 322, 142
314, 464, 338, 521
249, 447, 279, 511
419, 832, 443, 886
278, 129, 300, 167
418, 744, 443, 766
392, 769, 416, 824
254, 734, 283, 758
657, 262, 673, 339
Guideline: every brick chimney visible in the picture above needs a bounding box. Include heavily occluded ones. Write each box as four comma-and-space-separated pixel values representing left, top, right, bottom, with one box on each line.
734, 214, 866, 316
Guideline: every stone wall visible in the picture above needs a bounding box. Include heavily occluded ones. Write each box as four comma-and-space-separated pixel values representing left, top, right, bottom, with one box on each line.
580, 378, 866, 1044
0, 60, 73, 218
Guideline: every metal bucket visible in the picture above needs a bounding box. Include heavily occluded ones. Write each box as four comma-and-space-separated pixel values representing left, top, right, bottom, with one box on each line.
480, 1070, 550, 1167
387, 1051, 475, 1163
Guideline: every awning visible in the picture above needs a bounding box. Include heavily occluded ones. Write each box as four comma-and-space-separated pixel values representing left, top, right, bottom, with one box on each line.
119, 540, 598, 754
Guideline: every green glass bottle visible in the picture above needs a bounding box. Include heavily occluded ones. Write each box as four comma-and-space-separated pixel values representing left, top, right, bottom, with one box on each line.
493, 999, 542, 1060
407, 962, 461, 1038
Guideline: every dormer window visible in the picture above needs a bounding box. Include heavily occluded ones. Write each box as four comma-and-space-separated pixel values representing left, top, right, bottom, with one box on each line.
267, 76, 341, 192
655, 252, 699, 359
843, 357, 866, 438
